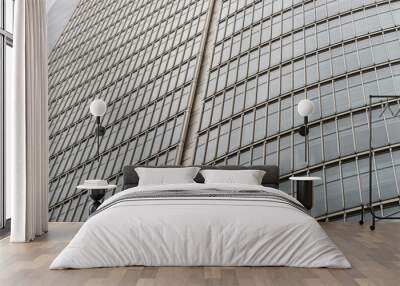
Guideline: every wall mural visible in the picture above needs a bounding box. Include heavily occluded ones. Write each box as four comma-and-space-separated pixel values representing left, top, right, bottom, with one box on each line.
48, 0, 400, 221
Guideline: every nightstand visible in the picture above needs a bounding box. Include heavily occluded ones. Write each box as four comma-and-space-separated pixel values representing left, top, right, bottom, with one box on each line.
289, 176, 321, 210
77, 181, 117, 214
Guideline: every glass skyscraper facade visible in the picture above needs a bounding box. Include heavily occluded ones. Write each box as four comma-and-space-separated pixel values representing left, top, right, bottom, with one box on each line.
48, 0, 209, 220
48, 0, 400, 221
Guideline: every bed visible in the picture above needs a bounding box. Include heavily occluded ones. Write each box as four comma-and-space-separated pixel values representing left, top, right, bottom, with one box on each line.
50, 165, 350, 269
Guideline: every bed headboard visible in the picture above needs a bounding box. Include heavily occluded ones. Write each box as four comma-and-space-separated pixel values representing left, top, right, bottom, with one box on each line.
122, 165, 279, 190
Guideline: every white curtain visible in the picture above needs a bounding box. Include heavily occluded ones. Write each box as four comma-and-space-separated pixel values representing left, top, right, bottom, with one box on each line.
8, 0, 49, 242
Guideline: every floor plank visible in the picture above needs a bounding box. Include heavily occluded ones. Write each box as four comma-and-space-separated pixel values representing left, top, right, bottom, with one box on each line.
0, 222, 399, 286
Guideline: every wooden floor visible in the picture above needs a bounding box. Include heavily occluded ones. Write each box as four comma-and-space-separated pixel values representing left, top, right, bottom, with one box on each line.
0, 222, 399, 286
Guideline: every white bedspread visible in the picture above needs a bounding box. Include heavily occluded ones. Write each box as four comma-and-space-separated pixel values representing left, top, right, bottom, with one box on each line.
50, 183, 351, 269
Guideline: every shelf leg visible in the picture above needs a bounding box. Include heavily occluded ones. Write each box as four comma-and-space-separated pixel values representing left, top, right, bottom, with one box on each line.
359, 204, 364, 225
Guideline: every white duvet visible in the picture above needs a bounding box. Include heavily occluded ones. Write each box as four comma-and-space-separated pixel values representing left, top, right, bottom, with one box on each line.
50, 183, 351, 269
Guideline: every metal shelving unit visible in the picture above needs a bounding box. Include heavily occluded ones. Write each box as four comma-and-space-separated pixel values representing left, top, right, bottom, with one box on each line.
359, 95, 400, 230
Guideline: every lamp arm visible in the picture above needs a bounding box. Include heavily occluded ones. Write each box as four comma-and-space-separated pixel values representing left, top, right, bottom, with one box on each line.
304, 116, 308, 163
96, 117, 101, 162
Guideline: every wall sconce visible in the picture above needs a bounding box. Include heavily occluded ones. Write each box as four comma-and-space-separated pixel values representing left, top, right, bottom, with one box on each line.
90, 99, 107, 160
297, 99, 314, 162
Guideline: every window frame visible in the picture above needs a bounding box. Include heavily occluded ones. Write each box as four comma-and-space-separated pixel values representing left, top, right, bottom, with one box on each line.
0, 0, 14, 230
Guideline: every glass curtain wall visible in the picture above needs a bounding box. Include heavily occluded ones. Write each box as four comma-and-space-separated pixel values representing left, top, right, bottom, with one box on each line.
193, 0, 400, 221
49, 0, 400, 222
47, 0, 209, 221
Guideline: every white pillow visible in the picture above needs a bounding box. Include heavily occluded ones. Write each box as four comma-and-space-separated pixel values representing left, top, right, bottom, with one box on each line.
135, 167, 200, 186
200, 169, 265, 185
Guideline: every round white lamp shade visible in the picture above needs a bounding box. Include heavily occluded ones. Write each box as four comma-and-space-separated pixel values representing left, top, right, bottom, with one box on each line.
297, 99, 314, 117
90, 99, 107, 117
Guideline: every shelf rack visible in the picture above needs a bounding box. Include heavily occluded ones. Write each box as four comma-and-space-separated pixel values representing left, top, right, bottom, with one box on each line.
359, 95, 400, 230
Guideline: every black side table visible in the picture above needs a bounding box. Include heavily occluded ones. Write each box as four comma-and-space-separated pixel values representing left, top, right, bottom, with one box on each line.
289, 176, 321, 210
89, 189, 106, 214
77, 184, 117, 214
